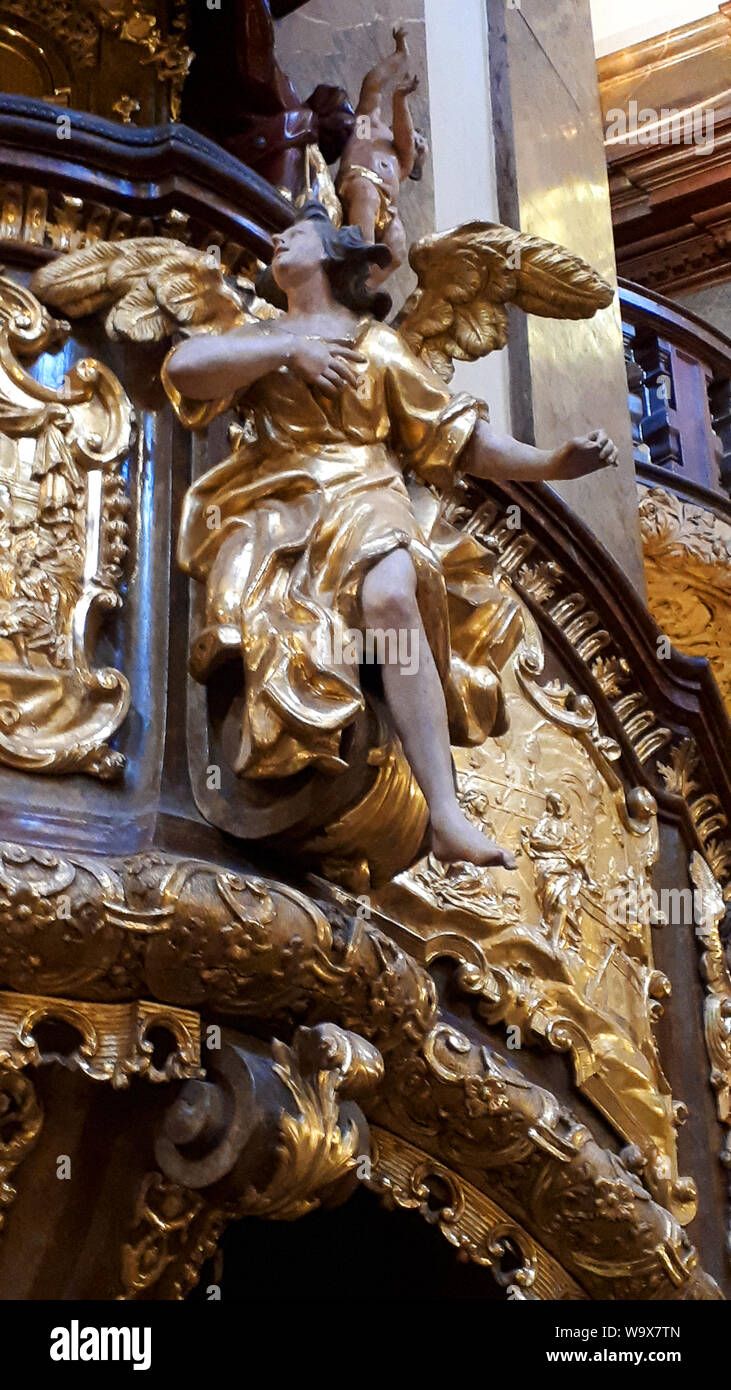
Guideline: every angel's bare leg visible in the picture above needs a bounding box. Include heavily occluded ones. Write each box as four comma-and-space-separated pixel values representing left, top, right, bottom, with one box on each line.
361, 549, 515, 869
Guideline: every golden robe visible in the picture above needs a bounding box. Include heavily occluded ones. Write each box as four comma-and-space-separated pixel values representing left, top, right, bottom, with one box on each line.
165, 319, 522, 780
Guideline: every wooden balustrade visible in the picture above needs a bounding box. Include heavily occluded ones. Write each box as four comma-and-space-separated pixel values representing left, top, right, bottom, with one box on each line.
620, 279, 731, 510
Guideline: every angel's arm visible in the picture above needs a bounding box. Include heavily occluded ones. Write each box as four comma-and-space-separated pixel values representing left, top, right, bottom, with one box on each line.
463, 417, 619, 483
166, 324, 294, 399
166, 324, 367, 401
392, 81, 418, 179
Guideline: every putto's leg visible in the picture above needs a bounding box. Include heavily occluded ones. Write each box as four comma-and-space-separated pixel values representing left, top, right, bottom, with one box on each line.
361, 549, 516, 869
370, 215, 407, 286
340, 177, 382, 243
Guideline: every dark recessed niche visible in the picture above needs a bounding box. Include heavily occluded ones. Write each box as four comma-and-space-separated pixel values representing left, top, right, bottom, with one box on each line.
188, 1185, 507, 1301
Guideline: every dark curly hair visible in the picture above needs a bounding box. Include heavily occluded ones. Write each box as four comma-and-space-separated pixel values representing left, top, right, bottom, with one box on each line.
256, 201, 393, 321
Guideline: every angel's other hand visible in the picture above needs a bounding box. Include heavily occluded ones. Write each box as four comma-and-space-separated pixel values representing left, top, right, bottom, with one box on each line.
552, 429, 619, 480
289, 337, 368, 397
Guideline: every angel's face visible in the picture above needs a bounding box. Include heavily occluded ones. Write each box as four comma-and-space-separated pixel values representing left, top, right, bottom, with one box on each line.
271, 221, 327, 293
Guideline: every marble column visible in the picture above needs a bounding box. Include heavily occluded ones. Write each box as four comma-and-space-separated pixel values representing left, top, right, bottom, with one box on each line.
488, 0, 645, 589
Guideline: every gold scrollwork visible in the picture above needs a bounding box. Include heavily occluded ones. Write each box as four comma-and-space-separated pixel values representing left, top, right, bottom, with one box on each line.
119, 1173, 227, 1301
0, 1067, 42, 1234
0, 837, 720, 1299
690, 851, 731, 1256
0, 274, 133, 777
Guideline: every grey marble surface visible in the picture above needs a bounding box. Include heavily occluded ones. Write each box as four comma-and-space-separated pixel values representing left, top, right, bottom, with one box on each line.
276, 0, 434, 312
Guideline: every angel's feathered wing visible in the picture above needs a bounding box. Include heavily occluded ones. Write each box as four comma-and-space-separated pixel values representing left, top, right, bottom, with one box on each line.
30, 237, 279, 343
397, 221, 615, 381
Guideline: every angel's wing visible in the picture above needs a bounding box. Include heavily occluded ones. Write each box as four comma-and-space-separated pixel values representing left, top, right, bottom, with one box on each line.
397, 221, 614, 382
31, 237, 280, 345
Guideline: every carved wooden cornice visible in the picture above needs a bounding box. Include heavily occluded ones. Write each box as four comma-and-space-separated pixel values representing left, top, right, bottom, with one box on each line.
598, 6, 731, 293
0, 95, 292, 262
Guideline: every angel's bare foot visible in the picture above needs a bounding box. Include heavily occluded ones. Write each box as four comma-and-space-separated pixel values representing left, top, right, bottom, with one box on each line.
431, 807, 517, 869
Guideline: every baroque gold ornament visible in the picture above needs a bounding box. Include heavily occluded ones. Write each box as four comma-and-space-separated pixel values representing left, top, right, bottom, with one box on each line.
0, 1068, 42, 1235
360, 583, 697, 1224
690, 851, 731, 1255
0, 276, 133, 777
22, 199, 726, 1299
0, 838, 719, 1299
368, 1126, 587, 1300
0, 990, 201, 1088
120, 1022, 383, 1298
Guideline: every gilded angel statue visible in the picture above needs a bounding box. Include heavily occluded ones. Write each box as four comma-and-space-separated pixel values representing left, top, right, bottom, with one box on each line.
31, 205, 616, 883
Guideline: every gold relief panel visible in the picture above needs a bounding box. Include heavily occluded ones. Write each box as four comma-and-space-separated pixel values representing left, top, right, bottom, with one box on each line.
0, 274, 133, 777
366, 586, 696, 1224
639, 485, 731, 716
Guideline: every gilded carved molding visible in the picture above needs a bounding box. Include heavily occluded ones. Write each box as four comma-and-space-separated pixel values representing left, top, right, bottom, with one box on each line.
0, 990, 201, 1088
0, 277, 133, 777
120, 1022, 383, 1299
368, 1126, 587, 1300
462, 485, 731, 891
0, 1068, 42, 1236
1, 0, 193, 120
373, 1020, 718, 1301
464, 491, 672, 764
93, 0, 193, 121
0, 838, 719, 1300
0, 185, 257, 281
690, 852, 731, 1258
0, 842, 435, 1049
119, 1173, 227, 1302
639, 485, 731, 714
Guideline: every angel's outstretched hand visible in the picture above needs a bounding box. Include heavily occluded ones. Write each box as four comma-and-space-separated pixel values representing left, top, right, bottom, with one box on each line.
549, 429, 619, 480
